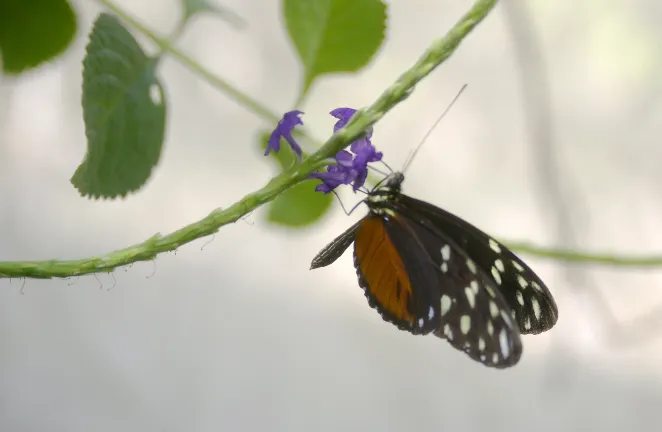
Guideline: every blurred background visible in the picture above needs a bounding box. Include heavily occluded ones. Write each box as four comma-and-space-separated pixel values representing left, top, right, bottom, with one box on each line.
2, 0, 662, 430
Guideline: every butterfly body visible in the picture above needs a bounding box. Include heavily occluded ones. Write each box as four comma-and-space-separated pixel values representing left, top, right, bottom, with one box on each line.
311, 172, 558, 368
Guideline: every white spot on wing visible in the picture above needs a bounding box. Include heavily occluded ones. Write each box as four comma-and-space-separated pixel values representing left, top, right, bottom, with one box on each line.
491, 267, 502, 285
441, 244, 451, 261
470, 281, 479, 294
499, 328, 510, 358
517, 275, 528, 289
524, 317, 531, 330
460, 315, 471, 334
444, 324, 453, 340
532, 298, 541, 320
512, 260, 525, 272
489, 301, 499, 318
532, 281, 543, 292
466, 259, 478, 274
464, 287, 476, 308
441, 262, 448, 273
495, 259, 505, 273
441, 295, 452, 316
428, 306, 435, 320
489, 239, 501, 253
516, 291, 524, 306
478, 338, 485, 351
487, 320, 494, 335
418, 318, 424, 327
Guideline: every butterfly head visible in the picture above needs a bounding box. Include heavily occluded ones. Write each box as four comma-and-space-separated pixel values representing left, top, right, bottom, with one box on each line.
366, 172, 405, 215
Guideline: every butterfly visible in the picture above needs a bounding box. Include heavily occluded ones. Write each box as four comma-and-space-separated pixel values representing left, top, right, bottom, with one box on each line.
310, 171, 558, 368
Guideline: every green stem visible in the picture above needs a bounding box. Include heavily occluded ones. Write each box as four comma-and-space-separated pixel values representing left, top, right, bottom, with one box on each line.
505, 242, 662, 268
0, 0, 499, 279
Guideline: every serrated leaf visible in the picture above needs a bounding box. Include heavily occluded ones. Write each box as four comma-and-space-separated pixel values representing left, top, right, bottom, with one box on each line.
267, 180, 333, 227
283, 0, 387, 95
72, 13, 166, 199
257, 130, 333, 227
0, 0, 77, 74
181, 0, 246, 29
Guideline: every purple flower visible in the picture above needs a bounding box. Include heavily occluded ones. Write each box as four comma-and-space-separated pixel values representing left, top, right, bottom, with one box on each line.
330, 108, 373, 139
265, 110, 304, 159
309, 107, 386, 194
330, 107, 374, 152
311, 143, 383, 194
310, 164, 350, 194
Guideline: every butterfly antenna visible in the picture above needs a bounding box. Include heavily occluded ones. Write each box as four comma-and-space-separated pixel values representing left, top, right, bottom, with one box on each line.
367, 165, 389, 177
401, 84, 468, 174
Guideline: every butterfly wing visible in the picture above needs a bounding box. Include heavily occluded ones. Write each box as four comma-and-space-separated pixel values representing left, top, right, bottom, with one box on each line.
310, 221, 361, 269
391, 212, 523, 368
398, 194, 558, 335
355, 213, 522, 367
353, 215, 441, 334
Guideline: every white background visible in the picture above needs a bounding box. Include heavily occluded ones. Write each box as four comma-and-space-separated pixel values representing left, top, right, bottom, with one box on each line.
2, 0, 662, 430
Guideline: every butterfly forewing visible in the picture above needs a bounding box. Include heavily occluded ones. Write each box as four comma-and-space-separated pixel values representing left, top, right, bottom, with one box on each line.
393, 212, 522, 368
353, 215, 441, 334
399, 195, 558, 335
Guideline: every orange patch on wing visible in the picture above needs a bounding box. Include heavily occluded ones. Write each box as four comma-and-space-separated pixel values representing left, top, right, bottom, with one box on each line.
355, 216, 414, 323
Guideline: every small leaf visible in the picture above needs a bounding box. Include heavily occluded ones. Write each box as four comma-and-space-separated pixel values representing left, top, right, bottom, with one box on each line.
258, 130, 333, 227
181, 0, 246, 29
283, 0, 387, 95
72, 13, 167, 199
267, 180, 333, 227
0, 0, 77, 74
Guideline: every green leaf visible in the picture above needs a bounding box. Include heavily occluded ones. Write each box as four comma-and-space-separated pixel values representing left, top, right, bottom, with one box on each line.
283, 0, 387, 95
258, 130, 333, 227
0, 0, 77, 74
267, 180, 333, 227
72, 13, 167, 199
181, 0, 246, 29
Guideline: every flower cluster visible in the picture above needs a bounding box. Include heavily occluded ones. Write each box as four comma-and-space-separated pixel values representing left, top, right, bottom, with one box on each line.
264, 108, 382, 194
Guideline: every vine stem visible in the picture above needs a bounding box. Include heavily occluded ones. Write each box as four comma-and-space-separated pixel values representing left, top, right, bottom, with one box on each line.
4, 0, 657, 279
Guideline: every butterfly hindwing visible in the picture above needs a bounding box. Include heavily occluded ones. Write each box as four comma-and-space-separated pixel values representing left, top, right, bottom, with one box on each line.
399, 195, 558, 335
392, 212, 522, 368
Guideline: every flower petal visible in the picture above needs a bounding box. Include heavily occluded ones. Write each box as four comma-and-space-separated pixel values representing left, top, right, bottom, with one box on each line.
335, 150, 353, 168
310, 162, 356, 194
352, 167, 369, 191
283, 133, 302, 159
330, 108, 358, 132
264, 128, 282, 156
264, 110, 305, 158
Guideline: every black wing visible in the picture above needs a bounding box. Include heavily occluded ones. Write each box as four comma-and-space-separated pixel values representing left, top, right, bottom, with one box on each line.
398, 194, 558, 335
310, 221, 361, 269
373, 213, 522, 367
